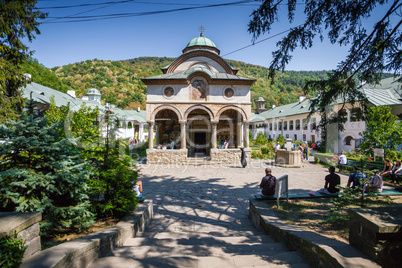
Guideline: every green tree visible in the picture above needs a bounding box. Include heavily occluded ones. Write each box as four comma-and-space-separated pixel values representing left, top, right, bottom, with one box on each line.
255, 132, 268, 145
88, 111, 138, 218
248, 0, 401, 128
45, 98, 101, 148
360, 106, 402, 156
0, 1, 47, 123
0, 101, 94, 234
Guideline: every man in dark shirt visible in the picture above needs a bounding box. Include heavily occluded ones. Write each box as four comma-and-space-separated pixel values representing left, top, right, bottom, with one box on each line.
259, 168, 276, 196
316, 166, 340, 195
347, 167, 367, 190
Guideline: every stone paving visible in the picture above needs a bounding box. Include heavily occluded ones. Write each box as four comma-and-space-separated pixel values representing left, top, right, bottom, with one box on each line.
90, 158, 355, 267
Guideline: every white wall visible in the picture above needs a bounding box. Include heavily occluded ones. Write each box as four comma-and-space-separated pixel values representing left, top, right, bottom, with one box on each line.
251, 103, 369, 154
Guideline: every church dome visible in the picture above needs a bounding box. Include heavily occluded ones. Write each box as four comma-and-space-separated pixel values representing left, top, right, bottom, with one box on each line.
182, 34, 220, 55
87, 88, 101, 96
186, 36, 217, 49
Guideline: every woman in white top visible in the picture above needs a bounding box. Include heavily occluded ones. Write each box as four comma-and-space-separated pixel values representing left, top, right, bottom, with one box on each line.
133, 180, 143, 197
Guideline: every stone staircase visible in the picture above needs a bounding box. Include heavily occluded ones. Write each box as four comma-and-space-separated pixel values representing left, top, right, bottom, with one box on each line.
89, 168, 311, 267
89, 227, 310, 267
185, 156, 213, 165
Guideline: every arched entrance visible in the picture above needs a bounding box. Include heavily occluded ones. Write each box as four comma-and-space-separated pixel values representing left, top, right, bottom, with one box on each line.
155, 109, 180, 149
186, 109, 211, 157
217, 109, 243, 148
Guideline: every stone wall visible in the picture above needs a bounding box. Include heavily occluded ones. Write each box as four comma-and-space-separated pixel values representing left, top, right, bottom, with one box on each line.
249, 199, 380, 268
0, 212, 42, 259
210, 148, 251, 164
348, 206, 402, 267
21, 200, 153, 268
146, 149, 188, 164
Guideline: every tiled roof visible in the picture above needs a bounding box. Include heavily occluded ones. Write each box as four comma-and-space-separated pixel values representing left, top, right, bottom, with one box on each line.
22, 82, 146, 123
143, 69, 255, 81
251, 99, 312, 123
251, 77, 402, 123
361, 76, 402, 106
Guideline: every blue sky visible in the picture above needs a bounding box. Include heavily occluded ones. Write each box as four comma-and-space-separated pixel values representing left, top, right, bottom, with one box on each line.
30, 0, 390, 71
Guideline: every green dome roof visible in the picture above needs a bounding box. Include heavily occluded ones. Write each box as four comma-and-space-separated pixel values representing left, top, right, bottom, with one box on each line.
186, 36, 217, 48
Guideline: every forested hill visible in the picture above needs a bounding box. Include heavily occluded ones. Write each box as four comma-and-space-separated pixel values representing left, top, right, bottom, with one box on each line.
23, 57, 330, 111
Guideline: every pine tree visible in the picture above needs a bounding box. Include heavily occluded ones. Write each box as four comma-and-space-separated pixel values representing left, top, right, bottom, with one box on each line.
88, 109, 138, 218
0, 100, 94, 234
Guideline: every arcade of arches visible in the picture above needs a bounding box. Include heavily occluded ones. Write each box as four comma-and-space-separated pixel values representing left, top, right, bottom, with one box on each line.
147, 105, 250, 163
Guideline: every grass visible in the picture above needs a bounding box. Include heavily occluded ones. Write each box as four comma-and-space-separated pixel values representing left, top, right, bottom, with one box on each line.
269, 196, 401, 244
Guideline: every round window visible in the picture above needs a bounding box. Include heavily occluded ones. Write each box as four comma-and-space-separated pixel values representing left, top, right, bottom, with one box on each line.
164, 87, 174, 97
224, 88, 234, 98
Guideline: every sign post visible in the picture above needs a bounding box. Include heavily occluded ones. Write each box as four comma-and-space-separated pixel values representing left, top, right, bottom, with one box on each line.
373, 148, 384, 162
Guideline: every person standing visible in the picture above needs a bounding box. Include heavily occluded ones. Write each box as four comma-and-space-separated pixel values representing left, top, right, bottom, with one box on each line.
303, 145, 309, 161
298, 144, 303, 160
240, 147, 247, 168
274, 142, 281, 152
259, 168, 276, 196
224, 140, 229, 149
170, 138, 175, 150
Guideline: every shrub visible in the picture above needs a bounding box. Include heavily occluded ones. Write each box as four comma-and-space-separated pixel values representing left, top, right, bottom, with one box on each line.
0, 232, 26, 268
261, 146, 271, 155
88, 143, 138, 219
251, 150, 263, 159
0, 102, 95, 235
275, 134, 285, 144
255, 132, 268, 145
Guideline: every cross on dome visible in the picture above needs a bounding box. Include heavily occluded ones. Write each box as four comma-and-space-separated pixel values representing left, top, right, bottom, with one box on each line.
198, 25, 205, 37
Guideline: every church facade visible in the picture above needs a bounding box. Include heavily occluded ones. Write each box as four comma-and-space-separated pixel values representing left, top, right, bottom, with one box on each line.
142, 33, 255, 164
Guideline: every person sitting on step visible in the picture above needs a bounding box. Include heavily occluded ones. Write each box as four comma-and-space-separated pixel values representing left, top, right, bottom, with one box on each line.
310, 166, 340, 196
259, 168, 276, 196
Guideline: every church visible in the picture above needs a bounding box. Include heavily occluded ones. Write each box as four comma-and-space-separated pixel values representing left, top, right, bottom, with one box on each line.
142, 31, 255, 164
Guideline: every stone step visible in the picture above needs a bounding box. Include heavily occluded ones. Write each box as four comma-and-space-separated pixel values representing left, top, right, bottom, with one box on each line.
110, 241, 289, 258
125, 232, 275, 246
90, 251, 310, 268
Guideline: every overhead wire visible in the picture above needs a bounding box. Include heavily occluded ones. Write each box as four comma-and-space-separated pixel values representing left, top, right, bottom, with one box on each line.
42, 0, 256, 23
37, 0, 305, 61
37, 0, 260, 9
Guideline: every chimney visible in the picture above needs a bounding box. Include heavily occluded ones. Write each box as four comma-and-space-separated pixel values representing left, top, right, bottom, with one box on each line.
67, 90, 76, 98
299, 96, 306, 103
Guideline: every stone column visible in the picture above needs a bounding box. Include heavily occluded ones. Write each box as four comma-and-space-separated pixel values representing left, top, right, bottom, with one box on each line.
237, 122, 243, 148
244, 122, 250, 148
139, 123, 144, 142
180, 120, 187, 149
148, 121, 154, 149
211, 121, 218, 149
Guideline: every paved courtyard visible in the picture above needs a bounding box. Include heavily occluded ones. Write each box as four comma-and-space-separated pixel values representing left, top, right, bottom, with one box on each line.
139, 158, 350, 217
91, 158, 354, 267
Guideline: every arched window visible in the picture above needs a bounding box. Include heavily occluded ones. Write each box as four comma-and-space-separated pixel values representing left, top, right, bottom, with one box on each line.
345, 136, 353, 146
